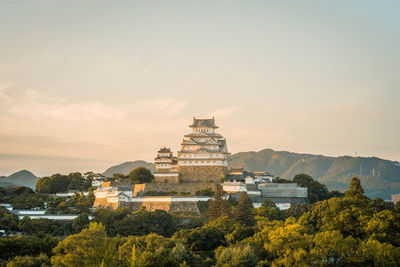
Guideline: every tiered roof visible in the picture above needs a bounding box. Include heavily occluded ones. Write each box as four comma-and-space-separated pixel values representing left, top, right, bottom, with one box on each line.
189, 117, 218, 128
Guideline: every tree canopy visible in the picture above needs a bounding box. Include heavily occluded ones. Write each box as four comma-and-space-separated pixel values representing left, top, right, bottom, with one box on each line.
129, 167, 154, 183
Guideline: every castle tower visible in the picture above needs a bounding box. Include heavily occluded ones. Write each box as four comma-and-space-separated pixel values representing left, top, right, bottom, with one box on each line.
154, 147, 179, 183
177, 117, 229, 182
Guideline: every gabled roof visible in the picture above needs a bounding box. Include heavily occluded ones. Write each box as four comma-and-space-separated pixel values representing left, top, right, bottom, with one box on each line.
158, 147, 172, 153
182, 139, 199, 145
189, 117, 218, 128
205, 138, 219, 145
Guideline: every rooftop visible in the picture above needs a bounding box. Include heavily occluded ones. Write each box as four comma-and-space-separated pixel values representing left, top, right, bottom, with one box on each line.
189, 117, 218, 128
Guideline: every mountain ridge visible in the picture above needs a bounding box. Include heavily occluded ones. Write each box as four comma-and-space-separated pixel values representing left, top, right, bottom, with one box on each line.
0, 170, 38, 190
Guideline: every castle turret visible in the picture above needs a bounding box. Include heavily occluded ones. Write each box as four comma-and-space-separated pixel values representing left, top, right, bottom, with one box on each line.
154, 147, 179, 183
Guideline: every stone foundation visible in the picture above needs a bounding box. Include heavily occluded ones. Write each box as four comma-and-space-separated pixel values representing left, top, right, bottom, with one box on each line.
132, 183, 216, 196
178, 166, 227, 183
154, 175, 179, 184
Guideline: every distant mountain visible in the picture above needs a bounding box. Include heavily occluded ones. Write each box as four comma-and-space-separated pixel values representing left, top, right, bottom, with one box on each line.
103, 161, 155, 177
0, 170, 39, 190
229, 149, 400, 199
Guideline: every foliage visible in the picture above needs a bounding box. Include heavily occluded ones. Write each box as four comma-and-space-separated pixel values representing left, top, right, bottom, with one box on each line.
36, 172, 90, 193
0, 234, 59, 261
293, 173, 330, 203
129, 167, 154, 183
345, 176, 368, 201
6, 253, 50, 267
0, 207, 19, 233
234, 192, 255, 226
254, 200, 281, 220
51, 222, 110, 266
195, 187, 215, 197
3, 176, 400, 266
207, 185, 231, 222
185, 226, 227, 252
73, 213, 89, 232
215, 245, 257, 267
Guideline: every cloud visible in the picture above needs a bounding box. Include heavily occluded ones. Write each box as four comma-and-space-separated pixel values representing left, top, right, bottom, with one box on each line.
0, 81, 15, 104
6, 89, 126, 122
133, 50, 188, 79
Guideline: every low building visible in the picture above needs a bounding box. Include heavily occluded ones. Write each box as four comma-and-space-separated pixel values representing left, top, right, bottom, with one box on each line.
222, 182, 247, 193
392, 194, 400, 205
222, 180, 308, 210
93, 185, 133, 209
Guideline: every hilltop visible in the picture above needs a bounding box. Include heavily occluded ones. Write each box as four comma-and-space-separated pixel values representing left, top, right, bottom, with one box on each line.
0, 170, 39, 190
103, 160, 155, 177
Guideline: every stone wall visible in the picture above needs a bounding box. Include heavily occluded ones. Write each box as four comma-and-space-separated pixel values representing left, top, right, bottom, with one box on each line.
178, 166, 227, 183
132, 183, 216, 196
154, 175, 179, 184
120, 199, 200, 213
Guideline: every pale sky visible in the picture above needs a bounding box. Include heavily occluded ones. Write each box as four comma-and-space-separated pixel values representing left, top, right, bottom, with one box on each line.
0, 1, 399, 176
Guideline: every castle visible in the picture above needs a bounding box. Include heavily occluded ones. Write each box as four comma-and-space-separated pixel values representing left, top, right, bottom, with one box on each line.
154, 117, 230, 183
93, 116, 308, 211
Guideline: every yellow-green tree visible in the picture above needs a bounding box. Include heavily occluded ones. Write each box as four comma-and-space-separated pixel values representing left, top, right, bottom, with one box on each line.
51, 222, 116, 267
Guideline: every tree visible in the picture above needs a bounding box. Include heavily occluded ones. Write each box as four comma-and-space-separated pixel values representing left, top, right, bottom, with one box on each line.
73, 213, 89, 232
345, 177, 368, 200
293, 174, 330, 203
186, 227, 227, 252
7, 253, 50, 267
207, 185, 231, 222
129, 167, 154, 183
234, 192, 255, 226
254, 200, 280, 220
51, 222, 111, 266
215, 245, 257, 267
113, 173, 127, 180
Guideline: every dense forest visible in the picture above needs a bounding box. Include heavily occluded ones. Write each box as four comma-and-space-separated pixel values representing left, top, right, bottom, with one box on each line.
1, 176, 400, 266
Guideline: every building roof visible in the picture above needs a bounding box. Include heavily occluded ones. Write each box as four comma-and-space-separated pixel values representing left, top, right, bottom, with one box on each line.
158, 147, 172, 153
184, 132, 223, 138
189, 117, 218, 128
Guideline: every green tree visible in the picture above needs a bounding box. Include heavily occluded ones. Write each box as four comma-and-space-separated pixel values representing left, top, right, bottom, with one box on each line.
311, 230, 358, 265
6, 253, 50, 267
345, 176, 368, 201
234, 192, 255, 226
129, 167, 154, 183
207, 185, 231, 222
186, 227, 227, 252
215, 245, 257, 267
359, 239, 400, 266
73, 213, 89, 232
254, 200, 280, 220
113, 173, 127, 180
51, 222, 111, 267
293, 174, 330, 203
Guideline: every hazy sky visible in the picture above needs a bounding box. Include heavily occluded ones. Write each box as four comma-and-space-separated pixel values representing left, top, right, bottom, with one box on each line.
1, 1, 399, 176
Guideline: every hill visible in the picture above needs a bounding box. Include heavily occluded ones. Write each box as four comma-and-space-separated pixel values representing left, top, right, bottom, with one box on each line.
0, 170, 39, 190
103, 160, 155, 177
229, 149, 400, 199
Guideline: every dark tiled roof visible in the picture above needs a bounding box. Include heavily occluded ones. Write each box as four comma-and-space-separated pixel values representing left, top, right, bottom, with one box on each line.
189, 117, 218, 128
158, 147, 171, 153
